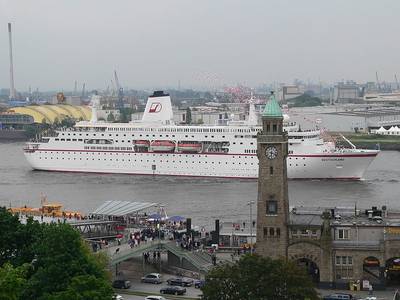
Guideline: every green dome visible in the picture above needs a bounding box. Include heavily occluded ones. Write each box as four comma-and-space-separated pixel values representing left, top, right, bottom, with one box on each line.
262, 93, 282, 118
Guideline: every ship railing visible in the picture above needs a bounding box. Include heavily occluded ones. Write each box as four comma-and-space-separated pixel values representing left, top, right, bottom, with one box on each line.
23, 143, 40, 153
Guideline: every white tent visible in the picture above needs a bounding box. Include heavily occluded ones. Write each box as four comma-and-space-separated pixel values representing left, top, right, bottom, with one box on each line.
375, 127, 387, 135
392, 126, 400, 135
388, 126, 398, 135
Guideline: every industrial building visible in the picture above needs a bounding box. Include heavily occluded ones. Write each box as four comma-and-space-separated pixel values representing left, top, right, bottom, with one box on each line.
8, 104, 91, 124
333, 81, 363, 103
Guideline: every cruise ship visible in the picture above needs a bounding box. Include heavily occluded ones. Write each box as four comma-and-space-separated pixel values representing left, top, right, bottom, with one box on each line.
23, 91, 379, 179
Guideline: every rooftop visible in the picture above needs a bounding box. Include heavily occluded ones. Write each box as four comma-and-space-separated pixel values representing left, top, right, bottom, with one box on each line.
290, 206, 400, 227
262, 92, 282, 118
91, 200, 158, 217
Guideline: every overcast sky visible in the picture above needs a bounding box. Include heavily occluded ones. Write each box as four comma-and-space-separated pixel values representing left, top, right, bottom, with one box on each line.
1, 0, 399, 91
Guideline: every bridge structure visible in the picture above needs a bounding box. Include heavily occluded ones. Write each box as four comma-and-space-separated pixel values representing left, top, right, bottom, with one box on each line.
104, 240, 214, 274
70, 220, 120, 240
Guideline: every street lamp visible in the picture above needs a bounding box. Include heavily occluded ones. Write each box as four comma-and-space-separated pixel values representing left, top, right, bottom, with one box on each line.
247, 201, 255, 254
155, 203, 164, 273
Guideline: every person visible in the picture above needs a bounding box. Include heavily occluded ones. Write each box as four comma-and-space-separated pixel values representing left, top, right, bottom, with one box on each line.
212, 254, 217, 266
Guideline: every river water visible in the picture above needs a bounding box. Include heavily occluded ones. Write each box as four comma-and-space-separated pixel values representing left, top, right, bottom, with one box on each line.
0, 142, 399, 229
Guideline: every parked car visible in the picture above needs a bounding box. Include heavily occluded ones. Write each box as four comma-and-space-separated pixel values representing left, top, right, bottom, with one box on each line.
323, 293, 353, 300
160, 286, 186, 295
112, 295, 124, 300
194, 279, 205, 289
112, 280, 131, 289
141, 273, 162, 284
167, 277, 193, 287
144, 296, 166, 300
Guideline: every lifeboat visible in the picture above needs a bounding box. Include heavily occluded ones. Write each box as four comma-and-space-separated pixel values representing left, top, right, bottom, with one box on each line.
134, 140, 150, 148
150, 140, 175, 152
178, 142, 202, 153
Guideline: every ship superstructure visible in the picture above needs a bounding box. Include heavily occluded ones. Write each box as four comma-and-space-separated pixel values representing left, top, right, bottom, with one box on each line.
24, 91, 379, 179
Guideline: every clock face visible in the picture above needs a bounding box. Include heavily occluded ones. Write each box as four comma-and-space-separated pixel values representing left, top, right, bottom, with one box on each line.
266, 146, 278, 160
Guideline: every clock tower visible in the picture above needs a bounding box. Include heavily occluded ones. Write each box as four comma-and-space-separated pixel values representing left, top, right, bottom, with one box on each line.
256, 91, 289, 259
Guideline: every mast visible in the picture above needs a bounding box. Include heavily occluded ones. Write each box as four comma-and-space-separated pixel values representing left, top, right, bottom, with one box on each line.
8, 23, 16, 100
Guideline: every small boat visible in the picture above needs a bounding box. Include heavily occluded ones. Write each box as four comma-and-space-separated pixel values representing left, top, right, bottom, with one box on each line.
177, 142, 202, 153
134, 140, 150, 148
150, 140, 175, 152
9, 195, 84, 219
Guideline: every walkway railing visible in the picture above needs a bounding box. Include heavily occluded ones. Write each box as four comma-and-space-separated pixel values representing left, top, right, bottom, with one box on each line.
104, 239, 213, 273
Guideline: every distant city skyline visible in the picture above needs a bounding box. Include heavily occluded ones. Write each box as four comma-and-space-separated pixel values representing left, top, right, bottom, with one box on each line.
1, 0, 399, 91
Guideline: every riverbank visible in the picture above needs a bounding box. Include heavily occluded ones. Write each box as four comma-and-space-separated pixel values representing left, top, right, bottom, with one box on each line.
338, 133, 400, 151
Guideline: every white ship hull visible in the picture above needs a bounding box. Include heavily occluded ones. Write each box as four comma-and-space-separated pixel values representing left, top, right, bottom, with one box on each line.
24, 149, 377, 179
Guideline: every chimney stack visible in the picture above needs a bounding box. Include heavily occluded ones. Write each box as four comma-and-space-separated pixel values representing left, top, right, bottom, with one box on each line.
8, 23, 16, 100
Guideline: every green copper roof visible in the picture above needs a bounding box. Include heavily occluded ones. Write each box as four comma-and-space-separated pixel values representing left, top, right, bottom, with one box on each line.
262, 92, 282, 118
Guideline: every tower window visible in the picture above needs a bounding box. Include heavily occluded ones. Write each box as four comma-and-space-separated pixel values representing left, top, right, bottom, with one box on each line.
269, 227, 275, 236
276, 228, 281, 237
270, 166, 273, 175
263, 227, 268, 237
266, 124, 270, 132
266, 200, 277, 215
273, 124, 277, 132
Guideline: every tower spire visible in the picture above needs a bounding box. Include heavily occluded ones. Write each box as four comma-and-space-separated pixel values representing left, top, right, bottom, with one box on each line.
263, 91, 282, 118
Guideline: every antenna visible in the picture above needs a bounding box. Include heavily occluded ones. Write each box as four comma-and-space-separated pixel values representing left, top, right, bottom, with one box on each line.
8, 23, 16, 100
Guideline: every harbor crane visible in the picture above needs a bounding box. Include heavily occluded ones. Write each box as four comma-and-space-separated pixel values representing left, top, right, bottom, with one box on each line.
114, 70, 124, 111
376, 71, 381, 92
81, 83, 86, 98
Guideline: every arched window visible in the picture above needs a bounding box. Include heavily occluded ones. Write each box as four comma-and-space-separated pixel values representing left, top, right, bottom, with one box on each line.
266, 200, 277, 215
269, 227, 275, 236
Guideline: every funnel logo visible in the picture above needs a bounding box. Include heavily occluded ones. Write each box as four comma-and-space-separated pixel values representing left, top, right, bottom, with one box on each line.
149, 102, 162, 113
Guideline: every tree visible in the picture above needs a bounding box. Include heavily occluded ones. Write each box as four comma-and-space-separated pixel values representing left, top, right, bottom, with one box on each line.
22, 223, 112, 299
287, 94, 322, 108
0, 208, 112, 300
45, 275, 114, 300
202, 254, 318, 300
0, 263, 29, 300
0, 207, 22, 266
186, 107, 192, 124
0, 207, 41, 267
